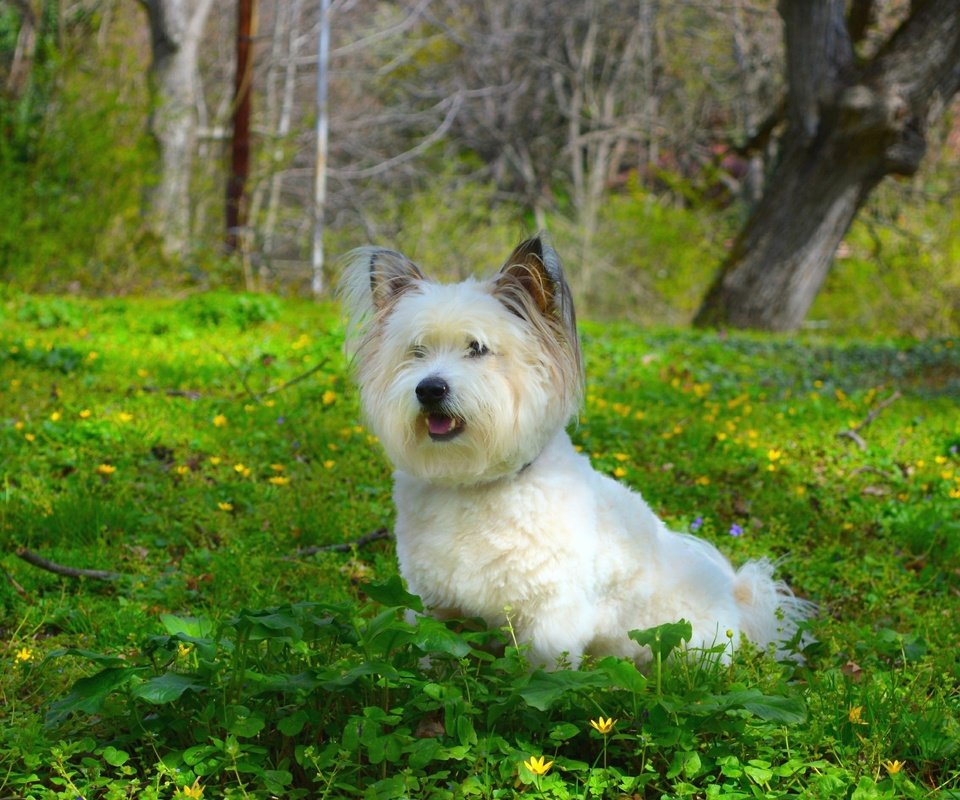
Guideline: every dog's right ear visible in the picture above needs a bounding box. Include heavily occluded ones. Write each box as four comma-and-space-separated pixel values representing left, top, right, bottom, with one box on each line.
365, 248, 425, 310
338, 247, 425, 355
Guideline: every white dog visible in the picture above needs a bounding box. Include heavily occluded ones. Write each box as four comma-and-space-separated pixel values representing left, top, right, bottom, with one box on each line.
341, 236, 811, 667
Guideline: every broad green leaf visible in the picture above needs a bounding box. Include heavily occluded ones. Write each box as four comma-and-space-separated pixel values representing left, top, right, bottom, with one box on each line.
628, 620, 692, 661
100, 746, 129, 767
278, 710, 309, 737
132, 672, 206, 704
44, 648, 128, 668
597, 656, 648, 694
517, 669, 609, 711
362, 575, 423, 611
412, 617, 472, 657
46, 667, 142, 726
160, 614, 215, 639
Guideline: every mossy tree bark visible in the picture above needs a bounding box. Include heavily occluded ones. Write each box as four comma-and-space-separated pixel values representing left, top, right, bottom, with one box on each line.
693, 0, 960, 332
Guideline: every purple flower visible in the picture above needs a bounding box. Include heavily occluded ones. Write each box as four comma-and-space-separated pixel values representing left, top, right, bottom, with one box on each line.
728, 523, 744, 537
690, 516, 704, 532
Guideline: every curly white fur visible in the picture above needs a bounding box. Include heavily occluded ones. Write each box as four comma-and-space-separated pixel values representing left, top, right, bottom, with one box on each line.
340, 236, 812, 667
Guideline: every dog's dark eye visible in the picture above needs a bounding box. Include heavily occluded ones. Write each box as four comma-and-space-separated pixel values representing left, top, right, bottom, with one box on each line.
412, 345, 427, 359
468, 340, 490, 357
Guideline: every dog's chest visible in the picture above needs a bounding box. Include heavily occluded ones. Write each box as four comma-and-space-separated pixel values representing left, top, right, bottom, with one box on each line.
391, 472, 594, 619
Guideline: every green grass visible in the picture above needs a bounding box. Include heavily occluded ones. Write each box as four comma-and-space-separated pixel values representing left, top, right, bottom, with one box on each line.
1, 292, 958, 799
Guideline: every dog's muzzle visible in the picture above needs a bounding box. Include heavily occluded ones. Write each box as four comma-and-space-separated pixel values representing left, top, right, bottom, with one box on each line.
415, 376, 465, 441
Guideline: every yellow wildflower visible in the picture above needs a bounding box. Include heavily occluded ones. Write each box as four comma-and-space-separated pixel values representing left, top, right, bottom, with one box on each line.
209, 456, 222, 466
24, 432, 36, 442
79, 409, 92, 419
15, 647, 32, 663
268, 476, 290, 486
177, 643, 193, 658
523, 755, 553, 776
323, 460, 336, 470
213, 414, 228, 428
322, 390, 337, 406
613, 467, 627, 479
179, 778, 204, 799
270, 464, 285, 472
96, 464, 117, 476
883, 759, 905, 776
848, 705, 866, 725
50, 411, 61, 422
117, 412, 133, 423
218, 502, 234, 512
589, 717, 616, 735
234, 463, 251, 477
175, 465, 190, 476
767, 449, 782, 461
613, 453, 629, 462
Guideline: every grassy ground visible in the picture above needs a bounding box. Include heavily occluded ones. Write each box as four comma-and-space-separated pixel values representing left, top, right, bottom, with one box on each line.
1, 291, 958, 799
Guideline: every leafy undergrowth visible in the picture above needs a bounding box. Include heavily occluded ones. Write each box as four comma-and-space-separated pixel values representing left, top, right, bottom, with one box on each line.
1, 292, 958, 799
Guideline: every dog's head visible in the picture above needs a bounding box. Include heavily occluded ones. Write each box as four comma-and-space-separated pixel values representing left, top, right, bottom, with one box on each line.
340, 236, 583, 485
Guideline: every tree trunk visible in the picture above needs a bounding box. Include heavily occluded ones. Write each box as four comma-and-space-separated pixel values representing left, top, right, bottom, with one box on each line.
226, 0, 257, 259
694, 0, 960, 331
140, 0, 215, 259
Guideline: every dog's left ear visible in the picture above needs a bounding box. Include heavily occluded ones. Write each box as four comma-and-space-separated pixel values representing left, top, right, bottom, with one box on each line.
495, 236, 577, 333
496, 236, 564, 316
494, 234, 584, 401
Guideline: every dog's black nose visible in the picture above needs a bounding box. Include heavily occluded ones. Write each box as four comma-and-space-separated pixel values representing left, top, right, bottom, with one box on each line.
416, 376, 449, 406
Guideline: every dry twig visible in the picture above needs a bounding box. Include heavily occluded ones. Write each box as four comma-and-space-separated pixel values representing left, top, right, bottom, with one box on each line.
15, 548, 122, 582
837, 390, 902, 451
291, 528, 390, 558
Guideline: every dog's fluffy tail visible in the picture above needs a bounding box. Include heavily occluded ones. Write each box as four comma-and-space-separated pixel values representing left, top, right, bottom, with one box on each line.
733, 559, 815, 657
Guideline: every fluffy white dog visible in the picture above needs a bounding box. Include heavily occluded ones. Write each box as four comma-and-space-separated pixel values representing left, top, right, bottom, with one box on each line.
341, 235, 811, 667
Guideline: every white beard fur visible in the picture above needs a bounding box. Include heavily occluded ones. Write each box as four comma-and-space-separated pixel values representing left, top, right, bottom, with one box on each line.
340, 236, 812, 668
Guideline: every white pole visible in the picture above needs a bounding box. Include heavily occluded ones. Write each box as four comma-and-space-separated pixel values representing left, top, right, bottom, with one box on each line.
312, 0, 330, 296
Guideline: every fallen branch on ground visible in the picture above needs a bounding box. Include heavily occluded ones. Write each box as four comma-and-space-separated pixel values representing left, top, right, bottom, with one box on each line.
1, 563, 30, 601
291, 528, 390, 558
837, 390, 902, 450
15, 548, 123, 581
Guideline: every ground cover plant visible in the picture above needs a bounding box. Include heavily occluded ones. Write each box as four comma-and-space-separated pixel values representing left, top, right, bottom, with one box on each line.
1, 291, 958, 799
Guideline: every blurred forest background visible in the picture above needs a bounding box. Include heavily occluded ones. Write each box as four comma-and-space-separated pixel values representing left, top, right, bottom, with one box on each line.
0, 0, 958, 336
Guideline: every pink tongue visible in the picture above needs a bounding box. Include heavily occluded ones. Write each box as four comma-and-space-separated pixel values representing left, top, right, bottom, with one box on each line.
428, 415, 455, 435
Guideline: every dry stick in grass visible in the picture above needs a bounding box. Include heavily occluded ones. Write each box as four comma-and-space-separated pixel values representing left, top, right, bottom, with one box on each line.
140, 357, 330, 405
292, 527, 390, 558
15, 548, 122, 582
214, 348, 330, 403
837, 390, 902, 451
1, 563, 30, 601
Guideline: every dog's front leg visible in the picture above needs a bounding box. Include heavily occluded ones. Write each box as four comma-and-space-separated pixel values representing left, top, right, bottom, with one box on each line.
519, 601, 595, 670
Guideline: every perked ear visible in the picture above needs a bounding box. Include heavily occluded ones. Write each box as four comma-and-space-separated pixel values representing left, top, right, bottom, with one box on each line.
497, 236, 562, 315
366, 248, 425, 310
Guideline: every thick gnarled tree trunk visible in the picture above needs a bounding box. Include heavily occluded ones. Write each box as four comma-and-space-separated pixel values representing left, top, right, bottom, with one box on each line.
140, 0, 215, 259
694, 0, 960, 332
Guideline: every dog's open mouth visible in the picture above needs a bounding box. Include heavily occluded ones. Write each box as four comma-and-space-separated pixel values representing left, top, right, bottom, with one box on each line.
425, 413, 465, 441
